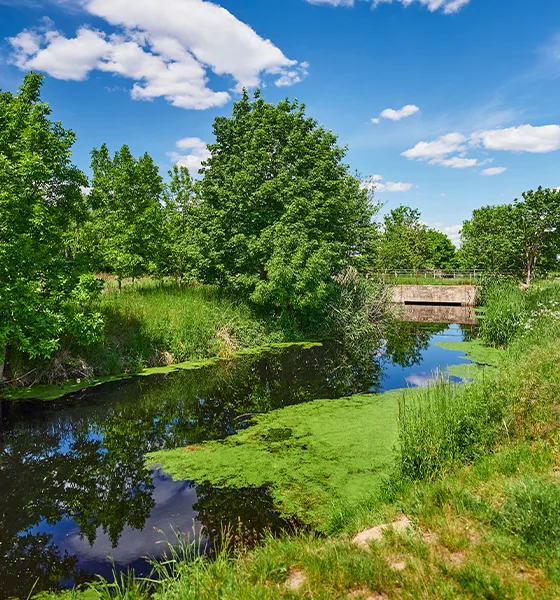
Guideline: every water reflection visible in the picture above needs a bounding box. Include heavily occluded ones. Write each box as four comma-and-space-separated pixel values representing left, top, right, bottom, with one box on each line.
0, 323, 474, 598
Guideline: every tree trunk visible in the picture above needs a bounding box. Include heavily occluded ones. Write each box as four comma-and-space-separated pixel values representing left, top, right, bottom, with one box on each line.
0, 344, 6, 385
118, 277, 122, 292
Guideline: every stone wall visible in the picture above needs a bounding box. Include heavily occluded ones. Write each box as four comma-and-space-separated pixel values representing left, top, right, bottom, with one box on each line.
392, 285, 477, 307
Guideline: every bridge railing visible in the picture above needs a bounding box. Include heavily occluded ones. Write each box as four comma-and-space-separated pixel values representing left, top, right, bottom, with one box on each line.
370, 270, 517, 285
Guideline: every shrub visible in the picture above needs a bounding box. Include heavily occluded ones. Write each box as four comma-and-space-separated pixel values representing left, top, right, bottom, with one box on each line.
495, 477, 560, 555
480, 280, 526, 347
397, 378, 507, 481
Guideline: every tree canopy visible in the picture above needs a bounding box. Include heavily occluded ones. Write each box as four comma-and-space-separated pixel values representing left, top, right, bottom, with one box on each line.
192, 90, 376, 319
0, 73, 102, 380
458, 188, 560, 282
89, 144, 164, 284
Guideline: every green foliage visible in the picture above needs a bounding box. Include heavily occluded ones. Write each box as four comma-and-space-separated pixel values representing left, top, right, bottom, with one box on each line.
374, 206, 456, 271
479, 279, 526, 347
160, 165, 198, 281
425, 229, 457, 269
496, 478, 560, 555
397, 380, 507, 481
88, 144, 164, 282
0, 73, 102, 376
458, 204, 522, 273
377, 206, 429, 270
327, 268, 393, 347
191, 90, 376, 321
459, 188, 560, 282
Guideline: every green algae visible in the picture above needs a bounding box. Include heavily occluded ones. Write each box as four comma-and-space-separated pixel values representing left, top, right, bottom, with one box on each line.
437, 339, 502, 381
147, 388, 418, 527
438, 339, 502, 381
0, 341, 323, 402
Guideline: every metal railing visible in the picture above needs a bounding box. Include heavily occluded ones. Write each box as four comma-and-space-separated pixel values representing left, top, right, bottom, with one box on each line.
370, 270, 516, 284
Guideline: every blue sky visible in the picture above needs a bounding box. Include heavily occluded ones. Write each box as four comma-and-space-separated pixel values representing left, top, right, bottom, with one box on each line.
1, 0, 560, 242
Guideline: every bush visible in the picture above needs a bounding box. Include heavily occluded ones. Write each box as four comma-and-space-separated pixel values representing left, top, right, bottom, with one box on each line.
479, 279, 526, 347
397, 378, 508, 481
495, 477, 560, 555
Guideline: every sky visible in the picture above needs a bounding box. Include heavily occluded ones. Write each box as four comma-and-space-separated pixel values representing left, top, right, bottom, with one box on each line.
1, 0, 560, 243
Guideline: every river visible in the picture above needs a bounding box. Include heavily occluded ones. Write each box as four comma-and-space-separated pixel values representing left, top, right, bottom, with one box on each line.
0, 321, 476, 599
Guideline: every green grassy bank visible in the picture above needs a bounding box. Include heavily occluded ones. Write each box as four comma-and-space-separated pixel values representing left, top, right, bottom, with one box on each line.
3, 280, 303, 396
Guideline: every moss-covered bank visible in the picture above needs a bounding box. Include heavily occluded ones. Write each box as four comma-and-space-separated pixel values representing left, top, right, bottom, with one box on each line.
147, 341, 499, 527
0, 341, 322, 401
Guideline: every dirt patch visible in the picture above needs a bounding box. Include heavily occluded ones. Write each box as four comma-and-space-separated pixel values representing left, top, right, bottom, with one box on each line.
352, 515, 413, 550
348, 589, 387, 600
285, 569, 306, 592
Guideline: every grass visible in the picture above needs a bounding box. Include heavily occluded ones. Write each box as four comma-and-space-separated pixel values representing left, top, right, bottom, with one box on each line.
380, 275, 478, 286
3, 280, 303, 392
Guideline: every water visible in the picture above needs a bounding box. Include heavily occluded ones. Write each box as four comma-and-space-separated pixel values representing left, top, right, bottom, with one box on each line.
0, 322, 474, 598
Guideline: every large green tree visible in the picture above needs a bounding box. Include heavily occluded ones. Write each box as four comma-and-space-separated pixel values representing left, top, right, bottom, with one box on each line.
89, 144, 164, 286
425, 229, 457, 270
515, 187, 560, 284
160, 165, 198, 282
458, 204, 523, 273
0, 73, 102, 382
192, 90, 375, 321
376, 206, 429, 270
458, 189, 560, 283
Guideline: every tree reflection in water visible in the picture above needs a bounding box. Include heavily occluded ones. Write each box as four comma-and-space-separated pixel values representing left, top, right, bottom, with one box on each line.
0, 323, 471, 598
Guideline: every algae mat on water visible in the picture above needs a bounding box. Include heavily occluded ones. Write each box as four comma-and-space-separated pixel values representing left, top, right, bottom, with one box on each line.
147, 389, 415, 527
0, 341, 322, 401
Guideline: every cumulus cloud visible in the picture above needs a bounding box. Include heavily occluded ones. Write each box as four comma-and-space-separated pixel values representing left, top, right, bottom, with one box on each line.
361, 174, 413, 193
431, 156, 478, 168
305, 0, 471, 14
403, 123, 560, 171
481, 167, 507, 176
472, 125, 560, 153
167, 137, 211, 175
402, 133, 468, 160
371, 104, 420, 124
9, 0, 307, 110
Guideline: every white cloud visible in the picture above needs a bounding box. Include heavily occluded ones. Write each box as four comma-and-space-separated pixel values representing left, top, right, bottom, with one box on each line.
402, 133, 467, 160
371, 104, 419, 124
481, 167, 507, 176
167, 137, 210, 175
431, 156, 478, 168
361, 174, 413, 193
9, 0, 307, 110
380, 104, 420, 121
472, 124, 560, 153
403, 123, 560, 172
306, 0, 471, 13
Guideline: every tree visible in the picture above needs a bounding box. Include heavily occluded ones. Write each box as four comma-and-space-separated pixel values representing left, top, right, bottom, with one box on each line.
515, 187, 560, 284
89, 144, 164, 286
377, 206, 429, 270
458, 189, 560, 283
425, 229, 456, 269
0, 73, 102, 383
458, 204, 523, 273
193, 90, 375, 322
160, 165, 197, 282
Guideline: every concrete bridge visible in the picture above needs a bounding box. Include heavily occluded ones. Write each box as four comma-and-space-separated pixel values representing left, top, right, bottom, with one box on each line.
392, 284, 477, 307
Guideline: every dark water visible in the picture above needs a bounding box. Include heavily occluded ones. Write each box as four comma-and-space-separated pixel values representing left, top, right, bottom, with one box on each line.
0, 322, 474, 598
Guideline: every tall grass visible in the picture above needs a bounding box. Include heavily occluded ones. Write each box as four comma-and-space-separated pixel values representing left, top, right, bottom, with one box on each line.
397, 377, 508, 481
397, 292, 560, 482
11, 280, 301, 384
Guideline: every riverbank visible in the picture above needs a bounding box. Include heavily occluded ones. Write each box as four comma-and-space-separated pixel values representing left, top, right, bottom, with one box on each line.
1, 280, 305, 398
37, 285, 560, 599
